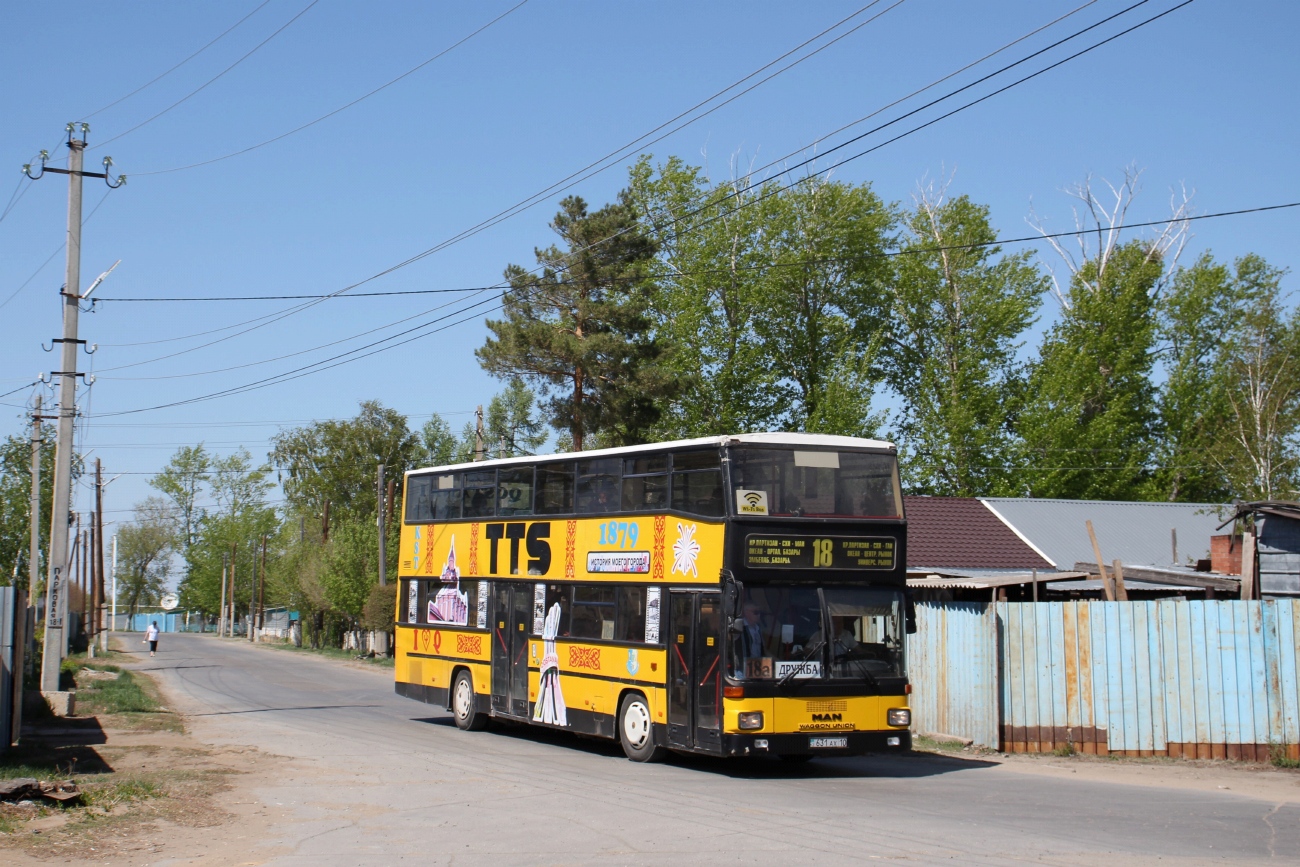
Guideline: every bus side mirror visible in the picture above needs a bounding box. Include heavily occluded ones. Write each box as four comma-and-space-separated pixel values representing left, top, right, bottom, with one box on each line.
905, 596, 917, 634
728, 618, 745, 635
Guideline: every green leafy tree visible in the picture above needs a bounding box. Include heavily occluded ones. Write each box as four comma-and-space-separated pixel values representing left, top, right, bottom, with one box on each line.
485, 379, 548, 457
629, 156, 783, 437
477, 193, 677, 450
175, 449, 277, 619
629, 158, 896, 437
148, 444, 210, 552
0, 422, 55, 587
1211, 274, 1300, 500
116, 497, 176, 617
885, 185, 1045, 495
1150, 253, 1281, 501
271, 400, 420, 523
1019, 241, 1163, 498
759, 174, 896, 435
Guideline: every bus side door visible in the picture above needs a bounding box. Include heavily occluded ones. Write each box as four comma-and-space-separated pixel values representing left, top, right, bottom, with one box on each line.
490, 582, 531, 718
667, 590, 722, 753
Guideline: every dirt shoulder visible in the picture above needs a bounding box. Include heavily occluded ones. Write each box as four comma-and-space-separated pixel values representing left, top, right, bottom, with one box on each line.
0, 642, 281, 866
913, 736, 1300, 804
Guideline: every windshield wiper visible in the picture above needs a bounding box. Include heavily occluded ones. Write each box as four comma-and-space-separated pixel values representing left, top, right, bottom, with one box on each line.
778, 641, 824, 688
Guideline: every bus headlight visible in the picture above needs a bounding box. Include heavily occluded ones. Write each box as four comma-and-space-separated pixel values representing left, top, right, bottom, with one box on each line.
738, 711, 764, 730
887, 708, 911, 727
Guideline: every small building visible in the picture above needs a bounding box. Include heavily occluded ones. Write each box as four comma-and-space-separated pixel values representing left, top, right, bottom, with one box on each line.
905, 496, 1237, 600
1217, 501, 1300, 598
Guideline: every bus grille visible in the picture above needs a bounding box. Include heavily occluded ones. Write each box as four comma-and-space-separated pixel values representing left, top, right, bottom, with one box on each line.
805, 700, 847, 713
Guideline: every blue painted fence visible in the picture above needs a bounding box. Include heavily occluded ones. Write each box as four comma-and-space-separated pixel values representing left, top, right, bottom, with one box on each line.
911, 599, 1300, 761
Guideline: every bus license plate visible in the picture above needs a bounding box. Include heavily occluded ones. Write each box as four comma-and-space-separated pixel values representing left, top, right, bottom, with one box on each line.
809, 736, 848, 749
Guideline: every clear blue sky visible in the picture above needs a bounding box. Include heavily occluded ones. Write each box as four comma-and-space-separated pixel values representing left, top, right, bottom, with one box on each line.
1, 0, 1297, 533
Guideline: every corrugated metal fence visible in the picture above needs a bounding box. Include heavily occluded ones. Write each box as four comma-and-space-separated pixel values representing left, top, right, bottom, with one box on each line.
908, 602, 999, 749
912, 600, 1300, 761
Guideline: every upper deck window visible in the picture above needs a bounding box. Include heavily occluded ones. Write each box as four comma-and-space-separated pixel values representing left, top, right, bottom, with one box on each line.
405, 472, 461, 522
730, 447, 901, 518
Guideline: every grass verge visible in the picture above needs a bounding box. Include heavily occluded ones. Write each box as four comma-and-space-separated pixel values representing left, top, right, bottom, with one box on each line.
255, 638, 395, 668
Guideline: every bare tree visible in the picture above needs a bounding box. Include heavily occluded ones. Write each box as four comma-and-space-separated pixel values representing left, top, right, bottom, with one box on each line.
1028, 164, 1193, 307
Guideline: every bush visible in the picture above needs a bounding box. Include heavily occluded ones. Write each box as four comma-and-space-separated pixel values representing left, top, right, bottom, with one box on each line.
361, 581, 397, 631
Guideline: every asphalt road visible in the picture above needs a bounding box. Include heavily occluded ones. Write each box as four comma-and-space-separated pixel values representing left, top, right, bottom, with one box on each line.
136, 633, 1299, 866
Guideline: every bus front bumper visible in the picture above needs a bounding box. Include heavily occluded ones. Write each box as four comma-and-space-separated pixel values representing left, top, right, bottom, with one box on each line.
724, 730, 911, 758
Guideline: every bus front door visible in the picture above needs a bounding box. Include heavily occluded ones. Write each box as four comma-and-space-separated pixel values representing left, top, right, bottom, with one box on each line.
490, 583, 531, 718
667, 591, 723, 753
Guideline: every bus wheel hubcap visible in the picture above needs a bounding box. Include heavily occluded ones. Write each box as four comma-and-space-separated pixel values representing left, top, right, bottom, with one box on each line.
624, 702, 650, 748
456, 680, 471, 718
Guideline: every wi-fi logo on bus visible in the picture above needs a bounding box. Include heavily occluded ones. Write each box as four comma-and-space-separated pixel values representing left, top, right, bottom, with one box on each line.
736, 489, 768, 515
744, 492, 763, 507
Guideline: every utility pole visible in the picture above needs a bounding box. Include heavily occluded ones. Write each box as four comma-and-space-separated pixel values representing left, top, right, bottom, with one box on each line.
218, 554, 228, 637
322, 500, 330, 542
28, 124, 124, 696
248, 538, 259, 643
28, 394, 47, 674
229, 543, 237, 636
474, 405, 485, 462
258, 535, 267, 632
28, 395, 44, 606
94, 460, 106, 652
110, 534, 117, 633
377, 464, 387, 588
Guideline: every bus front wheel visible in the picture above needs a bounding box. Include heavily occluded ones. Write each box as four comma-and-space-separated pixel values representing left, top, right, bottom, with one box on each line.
452, 670, 488, 731
618, 693, 666, 763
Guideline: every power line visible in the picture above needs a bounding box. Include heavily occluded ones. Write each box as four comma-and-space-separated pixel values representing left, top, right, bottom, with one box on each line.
0, 189, 113, 312
131, 0, 533, 176
90, 201, 1300, 306
83, 2, 906, 358
94, 273, 483, 375
81, 0, 274, 121
91, 0, 321, 150
91, 0, 1198, 415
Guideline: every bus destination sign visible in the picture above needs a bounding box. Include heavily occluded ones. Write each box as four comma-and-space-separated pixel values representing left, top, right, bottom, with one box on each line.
744, 534, 895, 570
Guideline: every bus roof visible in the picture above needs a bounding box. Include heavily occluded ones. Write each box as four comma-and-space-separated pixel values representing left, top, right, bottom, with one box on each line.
405, 432, 896, 477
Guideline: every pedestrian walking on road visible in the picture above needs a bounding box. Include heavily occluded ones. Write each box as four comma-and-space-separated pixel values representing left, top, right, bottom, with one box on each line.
145, 621, 160, 657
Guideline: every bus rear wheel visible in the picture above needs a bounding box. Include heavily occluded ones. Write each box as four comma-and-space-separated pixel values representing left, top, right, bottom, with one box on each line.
618, 694, 666, 763
452, 670, 488, 731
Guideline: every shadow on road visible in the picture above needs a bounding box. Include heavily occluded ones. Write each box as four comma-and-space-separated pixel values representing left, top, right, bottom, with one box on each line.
190, 704, 382, 716
409, 715, 997, 778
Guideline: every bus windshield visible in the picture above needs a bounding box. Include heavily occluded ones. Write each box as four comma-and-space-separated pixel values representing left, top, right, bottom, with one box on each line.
729, 585, 905, 681
730, 447, 901, 518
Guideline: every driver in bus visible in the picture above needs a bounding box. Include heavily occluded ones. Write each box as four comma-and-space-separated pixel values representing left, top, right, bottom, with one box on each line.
739, 601, 766, 658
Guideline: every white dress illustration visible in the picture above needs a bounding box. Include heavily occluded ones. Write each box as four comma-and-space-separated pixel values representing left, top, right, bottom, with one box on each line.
532, 602, 568, 726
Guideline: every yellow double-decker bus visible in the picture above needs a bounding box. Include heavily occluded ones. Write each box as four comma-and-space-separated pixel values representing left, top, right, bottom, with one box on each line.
394, 432, 913, 762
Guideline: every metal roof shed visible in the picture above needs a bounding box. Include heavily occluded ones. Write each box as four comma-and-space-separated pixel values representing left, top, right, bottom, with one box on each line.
980, 498, 1226, 570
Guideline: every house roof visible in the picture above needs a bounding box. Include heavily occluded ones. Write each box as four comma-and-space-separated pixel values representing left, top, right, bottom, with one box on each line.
903, 496, 1054, 570
981, 498, 1226, 570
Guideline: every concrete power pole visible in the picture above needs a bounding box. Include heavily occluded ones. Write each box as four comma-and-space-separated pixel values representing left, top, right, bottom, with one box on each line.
27, 124, 124, 697
95, 460, 106, 652
474, 405, 485, 462
377, 464, 387, 588
28, 395, 43, 607
218, 554, 228, 637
